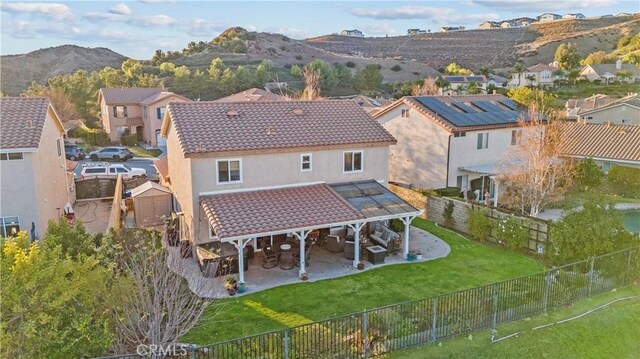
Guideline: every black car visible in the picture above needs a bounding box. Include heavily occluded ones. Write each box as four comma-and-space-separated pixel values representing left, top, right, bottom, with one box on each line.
64, 145, 85, 161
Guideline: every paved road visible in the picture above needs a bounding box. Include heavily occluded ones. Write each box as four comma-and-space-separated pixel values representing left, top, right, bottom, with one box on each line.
73, 158, 159, 180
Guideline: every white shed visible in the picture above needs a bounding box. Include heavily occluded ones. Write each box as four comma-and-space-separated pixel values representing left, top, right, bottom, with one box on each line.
131, 181, 173, 227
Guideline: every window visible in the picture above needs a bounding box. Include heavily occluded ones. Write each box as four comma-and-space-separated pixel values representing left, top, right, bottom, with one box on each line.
541, 72, 550, 79
343, 151, 363, 173
401, 109, 410, 118
113, 106, 127, 118
85, 168, 106, 174
217, 159, 242, 184
56, 138, 61, 157
456, 175, 469, 191
143, 106, 148, 119
0, 153, 23, 160
1, 216, 20, 237
116, 126, 128, 137
301, 153, 312, 172
454, 132, 466, 137
477, 132, 489, 149
511, 130, 522, 145
157, 106, 166, 120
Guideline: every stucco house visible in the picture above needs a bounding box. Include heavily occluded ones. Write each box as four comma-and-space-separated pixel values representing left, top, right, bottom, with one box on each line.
559, 122, 640, 173
0, 97, 74, 239
575, 94, 640, 125
562, 13, 585, 19
440, 75, 488, 95
340, 29, 364, 37
478, 21, 500, 29
579, 61, 640, 84
160, 100, 421, 283
374, 94, 530, 204
507, 63, 562, 88
488, 74, 509, 88
537, 13, 562, 22
565, 94, 616, 120
439, 26, 465, 32
98, 88, 191, 147
214, 88, 287, 102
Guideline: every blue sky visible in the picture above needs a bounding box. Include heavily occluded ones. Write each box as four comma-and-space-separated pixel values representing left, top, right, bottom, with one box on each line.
1, 1, 637, 59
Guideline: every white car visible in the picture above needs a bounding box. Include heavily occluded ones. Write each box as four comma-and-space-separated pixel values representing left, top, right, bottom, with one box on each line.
79, 162, 146, 180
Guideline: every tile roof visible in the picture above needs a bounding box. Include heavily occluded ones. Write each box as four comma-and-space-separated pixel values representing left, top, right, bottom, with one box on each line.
0, 97, 52, 149
587, 64, 640, 77
153, 156, 169, 182
579, 94, 640, 115
375, 94, 526, 131
214, 88, 287, 103
126, 117, 144, 126
527, 63, 558, 73
566, 94, 615, 111
201, 184, 364, 239
559, 122, 640, 162
139, 91, 190, 105
167, 100, 396, 155
99, 88, 163, 105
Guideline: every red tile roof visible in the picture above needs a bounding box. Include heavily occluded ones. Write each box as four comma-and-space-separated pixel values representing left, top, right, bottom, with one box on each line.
99, 88, 163, 105
0, 97, 52, 149
201, 184, 364, 239
139, 91, 191, 106
559, 122, 640, 162
126, 117, 144, 126
215, 88, 287, 102
167, 100, 396, 155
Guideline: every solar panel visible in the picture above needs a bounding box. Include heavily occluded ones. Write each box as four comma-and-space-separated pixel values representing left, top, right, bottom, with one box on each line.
452, 102, 477, 113
467, 76, 485, 82
498, 99, 518, 110
417, 97, 523, 128
445, 76, 465, 82
471, 101, 503, 113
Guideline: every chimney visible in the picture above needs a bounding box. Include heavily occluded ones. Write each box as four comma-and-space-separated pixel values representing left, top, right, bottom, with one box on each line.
616, 59, 622, 70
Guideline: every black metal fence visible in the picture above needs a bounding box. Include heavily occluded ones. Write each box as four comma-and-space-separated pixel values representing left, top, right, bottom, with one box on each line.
94, 246, 638, 359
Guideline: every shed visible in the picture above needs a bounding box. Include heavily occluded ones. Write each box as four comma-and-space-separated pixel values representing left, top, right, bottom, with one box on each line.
131, 181, 173, 227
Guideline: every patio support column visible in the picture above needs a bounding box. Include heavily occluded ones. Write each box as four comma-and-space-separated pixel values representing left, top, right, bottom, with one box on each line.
493, 179, 500, 208
293, 230, 312, 279
233, 238, 253, 284
348, 222, 365, 268
401, 215, 417, 259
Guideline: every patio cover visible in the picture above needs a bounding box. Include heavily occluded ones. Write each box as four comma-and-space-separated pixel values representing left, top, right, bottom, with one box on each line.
458, 163, 499, 175
329, 180, 420, 219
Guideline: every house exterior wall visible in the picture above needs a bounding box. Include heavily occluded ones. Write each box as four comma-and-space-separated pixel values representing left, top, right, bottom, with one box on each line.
0, 110, 69, 239
378, 105, 451, 189
100, 99, 143, 143
164, 123, 195, 238
579, 66, 601, 81
508, 70, 558, 87
143, 96, 190, 147
580, 104, 640, 125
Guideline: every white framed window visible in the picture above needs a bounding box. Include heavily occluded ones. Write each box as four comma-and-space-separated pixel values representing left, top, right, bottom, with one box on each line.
301, 153, 312, 172
0, 216, 20, 237
157, 106, 166, 120
454, 132, 466, 138
143, 106, 148, 119
456, 175, 469, 191
511, 130, 522, 145
477, 132, 489, 149
0, 153, 24, 160
343, 150, 363, 173
401, 109, 410, 118
216, 159, 242, 184
56, 138, 62, 157
113, 106, 127, 118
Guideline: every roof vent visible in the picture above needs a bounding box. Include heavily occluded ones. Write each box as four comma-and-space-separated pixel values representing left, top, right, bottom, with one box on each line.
292, 108, 304, 116
226, 109, 239, 117
266, 126, 275, 135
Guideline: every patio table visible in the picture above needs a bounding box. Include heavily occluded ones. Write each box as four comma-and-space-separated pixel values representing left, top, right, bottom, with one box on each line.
279, 244, 294, 270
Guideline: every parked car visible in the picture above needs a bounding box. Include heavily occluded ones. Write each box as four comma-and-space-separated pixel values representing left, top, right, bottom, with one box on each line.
79, 162, 146, 180
64, 145, 85, 161
88, 147, 134, 161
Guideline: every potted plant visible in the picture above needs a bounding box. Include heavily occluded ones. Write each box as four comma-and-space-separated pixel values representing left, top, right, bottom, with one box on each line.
224, 275, 237, 296
407, 250, 417, 261
357, 261, 365, 270
237, 282, 246, 294
415, 251, 423, 260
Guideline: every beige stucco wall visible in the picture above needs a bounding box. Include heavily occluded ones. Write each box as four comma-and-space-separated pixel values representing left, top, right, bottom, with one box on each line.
164, 123, 195, 239
378, 105, 451, 189
580, 104, 640, 125
143, 97, 190, 147
100, 98, 143, 142
0, 110, 69, 239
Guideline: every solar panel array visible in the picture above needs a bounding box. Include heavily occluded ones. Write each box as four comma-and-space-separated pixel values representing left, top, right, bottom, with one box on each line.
415, 97, 523, 127
330, 180, 418, 218
467, 76, 486, 82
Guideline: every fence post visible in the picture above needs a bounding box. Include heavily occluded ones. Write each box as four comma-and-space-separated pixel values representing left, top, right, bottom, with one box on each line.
284, 329, 289, 359
363, 311, 369, 359
431, 297, 438, 343
542, 270, 551, 313
587, 257, 595, 297
491, 283, 499, 330
625, 247, 633, 285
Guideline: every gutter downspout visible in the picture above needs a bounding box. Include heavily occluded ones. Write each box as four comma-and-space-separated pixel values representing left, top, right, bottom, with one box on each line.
445, 133, 452, 188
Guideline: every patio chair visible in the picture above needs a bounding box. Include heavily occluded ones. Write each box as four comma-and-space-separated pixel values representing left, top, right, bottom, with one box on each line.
326, 235, 344, 253
344, 240, 355, 260
259, 238, 278, 269
294, 243, 313, 267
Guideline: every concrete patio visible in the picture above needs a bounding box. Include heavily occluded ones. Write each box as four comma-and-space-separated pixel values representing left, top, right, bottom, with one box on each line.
167, 226, 451, 298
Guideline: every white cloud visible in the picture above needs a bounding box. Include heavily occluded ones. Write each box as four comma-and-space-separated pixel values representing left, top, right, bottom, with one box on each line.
83, 11, 125, 22
2, 20, 81, 39
140, 0, 177, 3
182, 18, 226, 36
471, 0, 617, 11
128, 14, 176, 26
351, 6, 498, 24
262, 27, 316, 39
0, 2, 72, 21
360, 23, 397, 36
110, 3, 132, 16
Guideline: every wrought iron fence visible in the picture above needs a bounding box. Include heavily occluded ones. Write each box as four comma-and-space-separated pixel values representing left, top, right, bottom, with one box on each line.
93, 246, 638, 359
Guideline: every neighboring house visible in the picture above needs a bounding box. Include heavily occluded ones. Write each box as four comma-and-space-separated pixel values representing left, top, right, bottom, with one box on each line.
407, 28, 428, 35
507, 63, 562, 88
537, 13, 562, 22
616, 13, 634, 17
98, 88, 191, 147
565, 94, 616, 120
214, 88, 287, 102
0, 97, 74, 239
488, 74, 509, 88
478, 21, 500, 29
500, 20, 515, 28
374, 94, 529, 204
340, 29, 364, 37
559, 122, 640, 172
439, 26, 465, 32
160, 100, 421, 281
575, 94, 640, 125
331, 95, 392, 114
579, 60, 640, 84
440, 76, 488, 95
562, 13, 585, 19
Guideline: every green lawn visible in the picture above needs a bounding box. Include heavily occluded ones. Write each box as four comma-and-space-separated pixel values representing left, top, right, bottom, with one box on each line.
126, 146, 162, 158
549, 82, 639, 107
387, 285, 640, 359
183, 218, 543, 345
554, 178, 640, 210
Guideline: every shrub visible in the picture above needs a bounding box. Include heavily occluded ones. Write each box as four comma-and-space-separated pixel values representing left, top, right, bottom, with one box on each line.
389, 218, 405, 233
295, 55, 303, 60
390, 64, 402, 72
345, 61, 356, 68
443, 200, 455, 228
575, 158, 604, 189
468, 208, 492, 241
280, 45, 288, 51
282, 36, 290, 42
434, 187, 463, 198
608, 166, 640, 198
120, 134, 138, 146
495, 217, 529, 250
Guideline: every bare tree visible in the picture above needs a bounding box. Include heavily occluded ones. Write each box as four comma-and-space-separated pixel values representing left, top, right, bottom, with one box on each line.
302, 65, 322, 100
497, 105, 574, 216
411, 77, 439, 96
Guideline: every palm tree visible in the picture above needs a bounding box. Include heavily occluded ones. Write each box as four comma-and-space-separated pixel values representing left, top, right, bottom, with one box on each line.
525, 74, 537, 87
478, 67, 491, 78
513, 63, 525, 86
